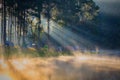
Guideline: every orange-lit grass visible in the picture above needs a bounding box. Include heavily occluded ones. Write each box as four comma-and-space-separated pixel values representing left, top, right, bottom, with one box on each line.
9, 55, 120, 80
0, 55, 120, 80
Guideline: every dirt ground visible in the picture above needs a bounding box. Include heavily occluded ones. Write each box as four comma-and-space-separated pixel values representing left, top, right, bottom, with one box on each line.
0, 55, 120, 80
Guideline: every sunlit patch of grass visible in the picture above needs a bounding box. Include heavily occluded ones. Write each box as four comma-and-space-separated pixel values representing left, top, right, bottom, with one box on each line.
0, 53, 120, 80
2, 46, 73, 59
1, 46, 120, 80
37, 47, 72, 57
27, 47, 36, 51
7, 56, 120, 80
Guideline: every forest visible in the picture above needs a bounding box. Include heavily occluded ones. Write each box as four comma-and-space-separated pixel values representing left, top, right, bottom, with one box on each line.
0, 0, 99, 50
0, 0, 120, 80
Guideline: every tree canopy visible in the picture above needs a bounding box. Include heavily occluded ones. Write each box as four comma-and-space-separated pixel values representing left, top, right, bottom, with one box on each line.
0, 0, 99, 47
3, 0, 99, 25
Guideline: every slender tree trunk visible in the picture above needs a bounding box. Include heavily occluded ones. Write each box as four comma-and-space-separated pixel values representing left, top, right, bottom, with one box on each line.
19, 11, 22, 46
1, 0, 4, 45
37, 7, 41, 48
47, 0, 50, 49
3, 0, 10, 60
13, 5, 17, 46
3, 0, 7, 46
18, 11, 22, 46
8, 8, 11, 41
15, 15, 17, 46
22, 9, 26, 47
10, 8, 13, 42
0, 0, 4, 57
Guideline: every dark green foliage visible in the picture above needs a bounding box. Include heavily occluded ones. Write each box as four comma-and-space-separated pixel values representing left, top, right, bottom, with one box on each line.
1, 0, 99, 57
48, 0, 99, 26
1, 0, 99, 45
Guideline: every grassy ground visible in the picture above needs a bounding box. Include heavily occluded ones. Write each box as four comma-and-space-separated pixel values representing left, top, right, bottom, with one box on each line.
0, 55, 120, 80
0, 47, 120, 80
0, 47, 72, 59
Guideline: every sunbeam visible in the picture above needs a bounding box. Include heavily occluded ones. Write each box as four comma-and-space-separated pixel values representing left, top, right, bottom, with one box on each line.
41, 16, 95, 51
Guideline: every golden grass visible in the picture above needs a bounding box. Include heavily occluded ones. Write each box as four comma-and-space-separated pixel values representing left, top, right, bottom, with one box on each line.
0, 55, 120, 80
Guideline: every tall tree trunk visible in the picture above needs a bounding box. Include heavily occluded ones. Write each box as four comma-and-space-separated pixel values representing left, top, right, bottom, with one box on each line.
1, 0, 4, 45
3, 0, 7, 46
19, 11, 22, 46
15, 15, 17, 46
16, 10, 21, 46
10, 8, 13, 42
37, 7, 41, 48
22, 9, 26, 48
8, 8, 11, 41
47, 0, 50, 49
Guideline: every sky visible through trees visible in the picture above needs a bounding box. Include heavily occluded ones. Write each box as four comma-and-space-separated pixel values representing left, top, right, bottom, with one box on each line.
0, 0, 120, 51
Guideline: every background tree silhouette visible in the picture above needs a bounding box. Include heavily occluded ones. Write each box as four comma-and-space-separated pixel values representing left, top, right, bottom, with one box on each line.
0, 0, 99, 48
